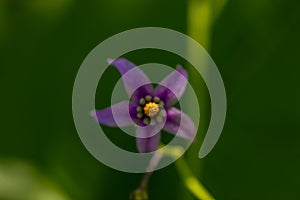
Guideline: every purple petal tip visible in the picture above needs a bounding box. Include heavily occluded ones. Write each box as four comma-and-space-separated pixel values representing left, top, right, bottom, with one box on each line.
176, 65, 188, 79
90, 110, 96, 118
107, 58, 114, 65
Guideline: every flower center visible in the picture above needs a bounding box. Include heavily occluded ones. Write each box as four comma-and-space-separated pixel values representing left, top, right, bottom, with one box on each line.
136, 96, 165, 125
143, 102, 159, 117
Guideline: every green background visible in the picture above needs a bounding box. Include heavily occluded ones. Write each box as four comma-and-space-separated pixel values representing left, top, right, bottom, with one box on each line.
0, 0, 299, 199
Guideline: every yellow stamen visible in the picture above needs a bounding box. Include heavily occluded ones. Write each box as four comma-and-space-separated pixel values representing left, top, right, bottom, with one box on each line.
143, 102, 159, 117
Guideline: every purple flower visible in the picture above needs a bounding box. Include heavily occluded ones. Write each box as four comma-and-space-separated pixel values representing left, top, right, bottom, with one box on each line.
92, 58, 196, 153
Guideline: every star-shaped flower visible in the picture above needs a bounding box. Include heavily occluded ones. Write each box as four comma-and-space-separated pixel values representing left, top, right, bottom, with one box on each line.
92, 58, 196, 153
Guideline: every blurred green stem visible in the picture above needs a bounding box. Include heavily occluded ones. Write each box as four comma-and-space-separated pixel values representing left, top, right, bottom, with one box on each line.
163, 146, 214, 200
188, 0, 212, 51
185, 0, 228, 199
176, 158, 214, 200
188, 0, 228, 50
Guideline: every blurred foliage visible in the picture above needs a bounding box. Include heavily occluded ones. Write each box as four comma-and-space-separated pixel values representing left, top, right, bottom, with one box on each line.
0, 0, 299, 199
0, 160, 69, 200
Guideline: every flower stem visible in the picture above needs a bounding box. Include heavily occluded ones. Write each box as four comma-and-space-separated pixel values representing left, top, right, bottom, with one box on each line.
131, 145, 214, 200
130, 150, 163, 200
139, 172, 153, 190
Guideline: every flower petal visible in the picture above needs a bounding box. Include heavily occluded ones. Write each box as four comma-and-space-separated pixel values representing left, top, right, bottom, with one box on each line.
154, 66, 188, 107
136, 125, 161, 153
92, 101, 134, 127
109, 58, 153, 98
163, 107, 196, 141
